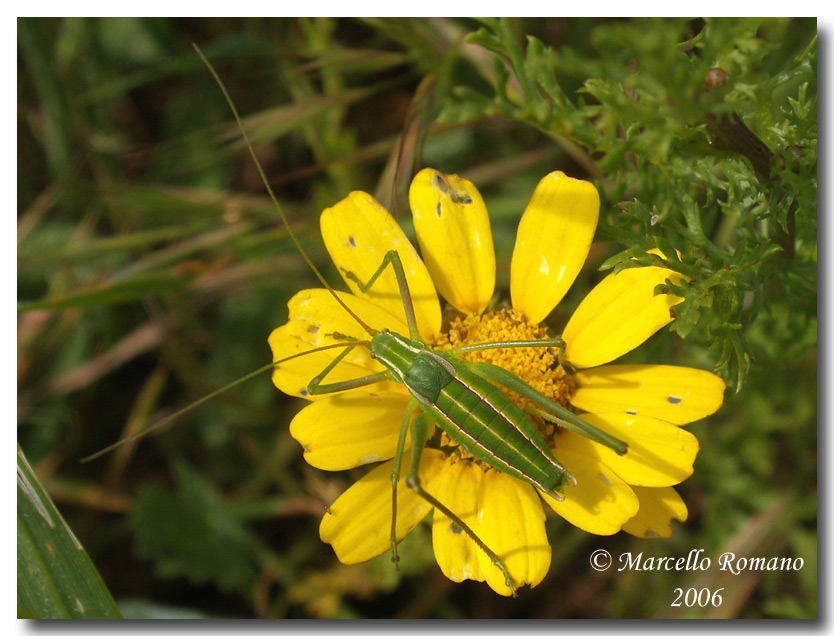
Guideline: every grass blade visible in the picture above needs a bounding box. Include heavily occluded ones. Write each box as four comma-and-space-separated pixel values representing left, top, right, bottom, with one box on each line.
17, 446, 122, 619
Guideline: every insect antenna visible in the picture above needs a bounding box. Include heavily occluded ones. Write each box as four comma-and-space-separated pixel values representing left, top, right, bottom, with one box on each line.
85, 49, 381, 463
194, 44, 376, 336
81, 340, 369, 462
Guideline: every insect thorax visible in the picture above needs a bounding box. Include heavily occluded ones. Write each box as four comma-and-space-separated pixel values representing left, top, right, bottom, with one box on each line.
403, 354, 454, 404
371, 331, 453, 404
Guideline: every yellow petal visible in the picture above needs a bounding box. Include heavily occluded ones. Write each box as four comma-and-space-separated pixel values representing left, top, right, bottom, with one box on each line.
562, 265, 686, 369
320, 191, 441, 341
431, 462, 551, 595
623, 486, 688, 539
474, 469, 551, 595
289, 390, 411, 470
510, 172, 600, 324
409, 168, 495, 315
268, 289, 406, 400
282, 287, 411, 341
430, 459, 485, 585
557, 413, 700, 487
269, 323, 377, 400
543, 447, 638, 535
571, 364, 726, 425
319, 449, 446, 564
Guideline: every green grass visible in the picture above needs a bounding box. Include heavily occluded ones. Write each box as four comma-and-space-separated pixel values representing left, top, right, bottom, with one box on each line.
18, 17, 816, 618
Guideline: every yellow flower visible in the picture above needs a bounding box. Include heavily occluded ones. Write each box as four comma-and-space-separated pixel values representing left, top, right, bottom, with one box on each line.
269, 168, 726, 596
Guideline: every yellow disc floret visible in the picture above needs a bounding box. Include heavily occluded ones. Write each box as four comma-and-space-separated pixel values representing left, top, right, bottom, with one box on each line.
433, 308, 575, 459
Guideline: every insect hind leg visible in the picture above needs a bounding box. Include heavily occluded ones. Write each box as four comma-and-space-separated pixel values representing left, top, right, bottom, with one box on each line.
406, 411, 518, 596
406, 472, 517, 597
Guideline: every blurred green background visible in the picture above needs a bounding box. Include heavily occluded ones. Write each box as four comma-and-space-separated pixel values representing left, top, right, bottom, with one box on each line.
18, 17, 816, 618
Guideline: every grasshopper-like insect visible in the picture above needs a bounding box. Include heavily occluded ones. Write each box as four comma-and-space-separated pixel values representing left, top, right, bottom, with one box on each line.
300, 250, 628, 594
196, 47, 628, 596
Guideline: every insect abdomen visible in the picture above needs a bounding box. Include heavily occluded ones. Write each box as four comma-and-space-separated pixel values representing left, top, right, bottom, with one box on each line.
431, 371, 566, 495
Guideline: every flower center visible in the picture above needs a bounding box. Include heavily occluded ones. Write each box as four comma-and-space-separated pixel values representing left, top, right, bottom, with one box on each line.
433, 308, 575, 462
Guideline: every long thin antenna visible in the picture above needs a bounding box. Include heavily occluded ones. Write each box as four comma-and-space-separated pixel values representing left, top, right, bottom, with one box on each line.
81, 341, 368, 462
193, 44, 375, 336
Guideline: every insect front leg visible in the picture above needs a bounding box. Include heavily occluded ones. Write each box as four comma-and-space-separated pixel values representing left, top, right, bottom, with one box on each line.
341, 250, 421, 339
450, 337, 565, 356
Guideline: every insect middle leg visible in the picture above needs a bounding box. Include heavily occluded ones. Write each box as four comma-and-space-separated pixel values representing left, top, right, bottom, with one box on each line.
305, 345, 389, 396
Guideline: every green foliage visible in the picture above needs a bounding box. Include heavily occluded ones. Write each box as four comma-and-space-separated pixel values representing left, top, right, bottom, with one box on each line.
439, 17, 817, 390
130, 463, 261, 593
18, 18, 816, 618
18, 447, 122, 618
